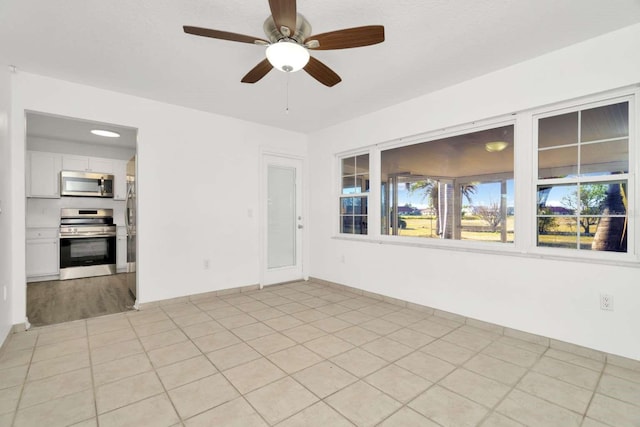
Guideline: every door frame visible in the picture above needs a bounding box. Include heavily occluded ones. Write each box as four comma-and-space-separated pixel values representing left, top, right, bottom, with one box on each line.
259, 150, 308, 288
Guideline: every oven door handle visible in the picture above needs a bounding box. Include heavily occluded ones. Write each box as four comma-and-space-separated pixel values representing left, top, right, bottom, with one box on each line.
60, 233, 117, 239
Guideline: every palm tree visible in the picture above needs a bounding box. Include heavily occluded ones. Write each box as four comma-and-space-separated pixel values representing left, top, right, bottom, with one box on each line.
592, 182, 627, 252
410, 179, 476, 238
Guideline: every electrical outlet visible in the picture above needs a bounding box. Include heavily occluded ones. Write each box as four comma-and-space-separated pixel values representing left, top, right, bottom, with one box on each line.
600, 294, 614, 311
203, 259, 210, 270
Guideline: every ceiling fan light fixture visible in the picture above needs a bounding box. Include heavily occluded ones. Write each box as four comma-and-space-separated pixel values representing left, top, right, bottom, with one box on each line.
91, 129, 120, 138
485, 141, 509, 152
266, 40, 310, 73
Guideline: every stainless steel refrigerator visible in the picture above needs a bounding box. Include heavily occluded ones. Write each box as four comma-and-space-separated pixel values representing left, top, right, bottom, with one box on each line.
126, 156, 137, 298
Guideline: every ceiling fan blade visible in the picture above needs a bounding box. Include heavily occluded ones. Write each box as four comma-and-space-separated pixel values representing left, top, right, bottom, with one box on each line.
241, 59, 274, 83
303, 56, 341, 87
183, 26, 268, 45
306, 25, 385, 50
268, 0, 297, 36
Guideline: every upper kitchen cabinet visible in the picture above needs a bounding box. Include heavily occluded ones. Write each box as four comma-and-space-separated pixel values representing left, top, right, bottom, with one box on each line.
27, 151, 62, 198
62, 155, 114, 174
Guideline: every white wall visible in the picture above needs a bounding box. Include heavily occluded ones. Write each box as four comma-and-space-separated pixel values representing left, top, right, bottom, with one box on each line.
0, 68, 13, 344
9, 72, 307, 325
308, 24, 640, 360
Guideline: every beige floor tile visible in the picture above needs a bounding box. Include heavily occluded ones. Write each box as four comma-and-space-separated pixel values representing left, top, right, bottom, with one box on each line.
260, 296, 295, 307
480, 413, 525, 426
70, 417, 97, 426
181, 319, 226, 340
262, 315, 304, 331
293, 361, 358, 398
330, 348, 388, 378
207, 306, 244, 320
93, 353, 152, 386
156, 355, 217, 390
168, 373, 239, 419
597, 373, 640, 405
517, 371, 592, 413
334, 325, 380, 346
147, 340, 201, 368
170, 311, 212, 328
99, 394, 179, 427
421, 339, 476, 365
276, 302, 310, 315
292, 308, 331, 323
326, 380, 402, 426
37, 325, 87, 346
581, 417, 614, 427
95, 371, 164, 414
458, 324, 502, 340
277, 401, 353, 427
236, 300, 272, 313
232, 323, 276, 341
217, 313, 258, 329
439, 368, 511, 407
409, 319, 457, 338
396, 351, 455, 382
362, 337, 414, 362
26, 351, 89, 381
299, 297, 332, 309
303, 335, 354, 359
13, 389, 95, 427
378, 407, 440, 427
223, 357, 286, 394
364, 364, 432, 403
0, 364, 28, 389
3, 333, 37, 352
482, 341, 540, 368
281, 324, 327, 343
161, 302, 202, 318
268, 345, 324, 374
184, 397, 266, 427
409, 385, 488, 427
0, 413, 14, 426
358, 304, 399, 317
132, 319, 176, 337
335, 310, 374, 325
139, 329, 188, 352
442, 329, 494, 352
464, 354, 527, 386
247, 332, 296, 356
88, 328, 137, 349
604, 363, 640, 384
246, 377, 319, 425
0, 349, 34, 370
127, 309, 169, 326
359, 318, 403, 335
248, 307, 286, 321
496, 389, 582, 427
532, 356, 600, 389
315, 304, 352, 316
206, 342, 262, 371
192, 330, 241, 353
385, 328, 435, 349
587, 393, 640, 426
310, 317, 352, 333
496, 336, 548, 355
90, 338, 144, 365
32, 337, 88, 363
20, 367, 92, 409
0, 385, 21, 415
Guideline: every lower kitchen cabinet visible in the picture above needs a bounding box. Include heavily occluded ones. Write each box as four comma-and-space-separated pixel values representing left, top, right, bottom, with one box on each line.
26, 228, 59, 280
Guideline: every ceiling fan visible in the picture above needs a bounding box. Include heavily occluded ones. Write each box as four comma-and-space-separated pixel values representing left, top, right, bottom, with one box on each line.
183, 0, 385, 87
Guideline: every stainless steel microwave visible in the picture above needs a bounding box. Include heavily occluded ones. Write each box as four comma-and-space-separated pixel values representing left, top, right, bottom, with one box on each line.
60, 171, 114, 198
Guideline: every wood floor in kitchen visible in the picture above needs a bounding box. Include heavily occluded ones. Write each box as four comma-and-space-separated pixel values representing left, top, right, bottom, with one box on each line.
27, 273, 135, 327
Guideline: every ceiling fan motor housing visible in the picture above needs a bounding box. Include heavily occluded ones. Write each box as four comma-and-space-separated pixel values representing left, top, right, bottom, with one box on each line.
263, 13, 312, 44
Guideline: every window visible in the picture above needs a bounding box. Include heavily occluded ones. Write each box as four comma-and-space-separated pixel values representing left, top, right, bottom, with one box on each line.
536, 100, 629, 252
339, 154, 369, 234
380, 125, 515, 243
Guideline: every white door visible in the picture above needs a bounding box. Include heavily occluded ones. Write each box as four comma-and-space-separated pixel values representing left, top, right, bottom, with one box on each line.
261, 154, 304, 285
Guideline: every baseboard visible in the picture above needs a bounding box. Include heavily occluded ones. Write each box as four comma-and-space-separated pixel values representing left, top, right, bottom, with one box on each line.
137, 283, 261, 310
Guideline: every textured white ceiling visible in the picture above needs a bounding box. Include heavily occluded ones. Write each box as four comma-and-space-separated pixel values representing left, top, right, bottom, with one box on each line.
2, 0, 640, 133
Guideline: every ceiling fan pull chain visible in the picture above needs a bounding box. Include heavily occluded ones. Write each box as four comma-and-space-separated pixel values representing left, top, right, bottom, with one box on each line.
285, 72, 290, 114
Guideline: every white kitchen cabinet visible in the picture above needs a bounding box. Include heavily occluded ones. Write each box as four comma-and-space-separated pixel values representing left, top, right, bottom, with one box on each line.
27, 151, 62, 198
62, 155, 114, 174
116, 227, 127, 272
113, 160, 128, 201
26, 228, 59, 281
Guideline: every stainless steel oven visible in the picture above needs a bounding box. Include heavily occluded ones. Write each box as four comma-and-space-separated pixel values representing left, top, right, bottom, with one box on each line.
59, 208, 117, 280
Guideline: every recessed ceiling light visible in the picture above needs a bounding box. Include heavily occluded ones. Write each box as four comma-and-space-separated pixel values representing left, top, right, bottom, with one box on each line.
91, 129, 120, 138
485, 141, 509, 152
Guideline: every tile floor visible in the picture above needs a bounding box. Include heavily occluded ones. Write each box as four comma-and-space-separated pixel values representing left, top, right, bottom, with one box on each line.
1, 280, 639, 427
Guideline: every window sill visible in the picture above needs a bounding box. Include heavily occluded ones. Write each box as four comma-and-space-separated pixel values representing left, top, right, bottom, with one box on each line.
332, 234, 640, 268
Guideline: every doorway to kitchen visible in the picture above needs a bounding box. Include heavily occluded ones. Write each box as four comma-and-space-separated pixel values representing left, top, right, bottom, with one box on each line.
24, 112, 138, 327
260, 153, 305, 286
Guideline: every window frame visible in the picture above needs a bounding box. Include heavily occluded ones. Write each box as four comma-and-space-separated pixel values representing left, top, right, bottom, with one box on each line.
531, 93, 636, 261
337, 151, 371, 236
